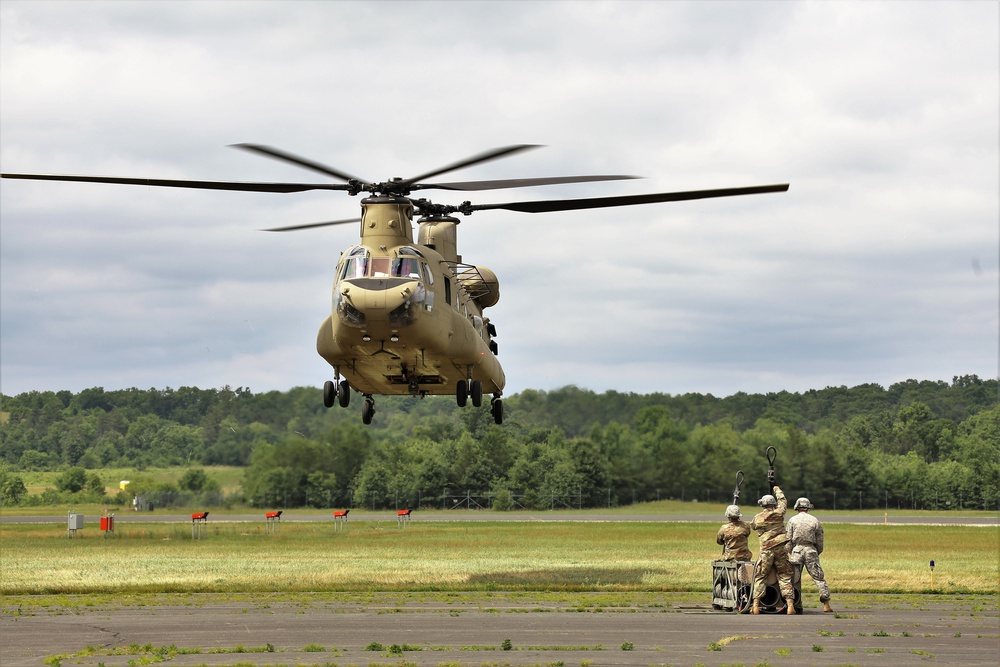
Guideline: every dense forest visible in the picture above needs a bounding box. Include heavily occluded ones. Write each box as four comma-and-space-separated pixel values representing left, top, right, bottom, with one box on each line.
0, 375, 996, 512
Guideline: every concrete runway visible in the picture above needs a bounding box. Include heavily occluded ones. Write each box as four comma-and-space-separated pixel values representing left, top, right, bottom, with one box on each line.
2, 593, 997, 667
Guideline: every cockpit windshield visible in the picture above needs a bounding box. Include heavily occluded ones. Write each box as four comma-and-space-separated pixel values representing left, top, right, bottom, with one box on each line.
338, 249, 425, 282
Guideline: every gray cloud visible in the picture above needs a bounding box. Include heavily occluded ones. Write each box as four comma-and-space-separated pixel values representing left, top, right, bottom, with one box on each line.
1, 1, 996, 398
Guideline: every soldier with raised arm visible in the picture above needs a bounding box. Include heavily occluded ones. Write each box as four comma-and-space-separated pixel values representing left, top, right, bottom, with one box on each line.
749, 485, 796, 615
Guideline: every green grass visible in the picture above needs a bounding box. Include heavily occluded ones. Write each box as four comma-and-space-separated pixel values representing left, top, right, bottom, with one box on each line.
1, 520, 997, 595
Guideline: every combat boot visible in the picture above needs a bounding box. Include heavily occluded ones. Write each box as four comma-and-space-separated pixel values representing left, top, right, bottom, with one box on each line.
785, 598, 796, 615
751, 600, 760, 615
822, 600, 833, 613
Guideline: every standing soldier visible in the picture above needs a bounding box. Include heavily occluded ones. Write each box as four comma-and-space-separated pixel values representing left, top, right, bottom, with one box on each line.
749, 485, 796, 615
787, 497, 833, 612
717, 505, 753, 561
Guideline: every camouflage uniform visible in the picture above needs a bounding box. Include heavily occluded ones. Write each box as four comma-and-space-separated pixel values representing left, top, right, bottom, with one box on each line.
716, 520, 753, 561
787, 510, 830, 602
749, 485, 795, 602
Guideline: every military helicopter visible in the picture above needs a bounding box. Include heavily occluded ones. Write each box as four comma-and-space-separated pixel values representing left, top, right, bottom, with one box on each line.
1, 145, 787, 424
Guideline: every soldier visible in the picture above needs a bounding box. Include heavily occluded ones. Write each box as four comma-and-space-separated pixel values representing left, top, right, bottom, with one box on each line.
717, 505, 753, 561
749, 485, 796, 615
787, 497, 833, 612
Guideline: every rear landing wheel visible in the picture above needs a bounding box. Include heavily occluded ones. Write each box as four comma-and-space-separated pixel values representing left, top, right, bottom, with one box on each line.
456, 380, 468, 407
361, 397, 375, 425
491, 398, 504, 424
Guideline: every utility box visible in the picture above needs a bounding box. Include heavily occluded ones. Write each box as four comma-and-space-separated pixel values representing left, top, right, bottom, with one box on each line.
67, 511, 84, 538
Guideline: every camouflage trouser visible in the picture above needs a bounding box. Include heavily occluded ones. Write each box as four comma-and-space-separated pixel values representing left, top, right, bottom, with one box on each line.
754, 546, 795, 601
789, 544, 830, 602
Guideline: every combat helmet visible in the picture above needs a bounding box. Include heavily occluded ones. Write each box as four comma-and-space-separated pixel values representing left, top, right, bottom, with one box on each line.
725, 504, 742, 520
757, 494, 777, 507
794, 497, 814, 510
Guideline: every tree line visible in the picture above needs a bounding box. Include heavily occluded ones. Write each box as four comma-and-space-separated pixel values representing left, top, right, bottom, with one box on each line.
0, 375, 996, 511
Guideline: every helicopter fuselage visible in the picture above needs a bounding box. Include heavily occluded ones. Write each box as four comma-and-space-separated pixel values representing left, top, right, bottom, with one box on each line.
316, 196, 504, 401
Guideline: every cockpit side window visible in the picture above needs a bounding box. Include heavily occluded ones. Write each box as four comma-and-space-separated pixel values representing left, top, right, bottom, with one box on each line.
339, 247, 370, 281
341, 256, 368, 280
391, 257, 422, 279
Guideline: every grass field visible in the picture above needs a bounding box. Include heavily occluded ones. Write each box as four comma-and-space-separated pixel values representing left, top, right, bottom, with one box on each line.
1, 519, 996, 596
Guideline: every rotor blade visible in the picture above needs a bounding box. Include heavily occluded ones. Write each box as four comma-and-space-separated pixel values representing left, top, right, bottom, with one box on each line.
0, 172, 353, 193
401, 144, 542, 185
260, 217, 361, 232
469, 183, 790, 214
415, 174, 641, 192
230, 143, 369, 184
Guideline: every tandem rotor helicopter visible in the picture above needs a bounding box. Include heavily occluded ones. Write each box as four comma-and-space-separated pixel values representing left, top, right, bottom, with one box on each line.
1, 144, 787, 425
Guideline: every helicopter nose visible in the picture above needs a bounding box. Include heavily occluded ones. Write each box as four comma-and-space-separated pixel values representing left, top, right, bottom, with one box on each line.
336, 280, 424, 328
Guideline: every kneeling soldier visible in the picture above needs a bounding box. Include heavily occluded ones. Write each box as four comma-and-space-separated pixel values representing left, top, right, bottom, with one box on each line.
717, 504, 753, 561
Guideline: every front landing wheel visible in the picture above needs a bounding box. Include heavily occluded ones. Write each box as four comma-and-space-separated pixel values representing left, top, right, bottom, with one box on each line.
338, 379, 351, 408
323, 380, 336, 408
471, 380, 483, 407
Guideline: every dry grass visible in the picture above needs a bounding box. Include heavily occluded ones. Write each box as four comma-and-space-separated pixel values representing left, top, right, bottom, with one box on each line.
0, 520, 996, 595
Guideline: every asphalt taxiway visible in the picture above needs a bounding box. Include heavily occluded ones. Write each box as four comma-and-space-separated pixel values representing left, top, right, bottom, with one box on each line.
2, 594, 997, 667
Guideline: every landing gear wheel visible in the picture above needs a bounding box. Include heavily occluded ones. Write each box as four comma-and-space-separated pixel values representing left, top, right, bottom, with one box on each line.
456, 380, 468, 407
323, 380, 335, 408
491, 398, 504, 424
470, 380, 483, 407
489, 340, 498, 355
361, 398, 375, 425
338, 379, 351, 408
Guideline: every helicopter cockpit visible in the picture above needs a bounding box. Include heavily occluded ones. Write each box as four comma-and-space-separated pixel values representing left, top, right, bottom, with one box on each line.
333, 246, 433, 329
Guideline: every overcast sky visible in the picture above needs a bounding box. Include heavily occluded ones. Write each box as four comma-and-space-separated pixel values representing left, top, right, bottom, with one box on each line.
1, 1, 997, 402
